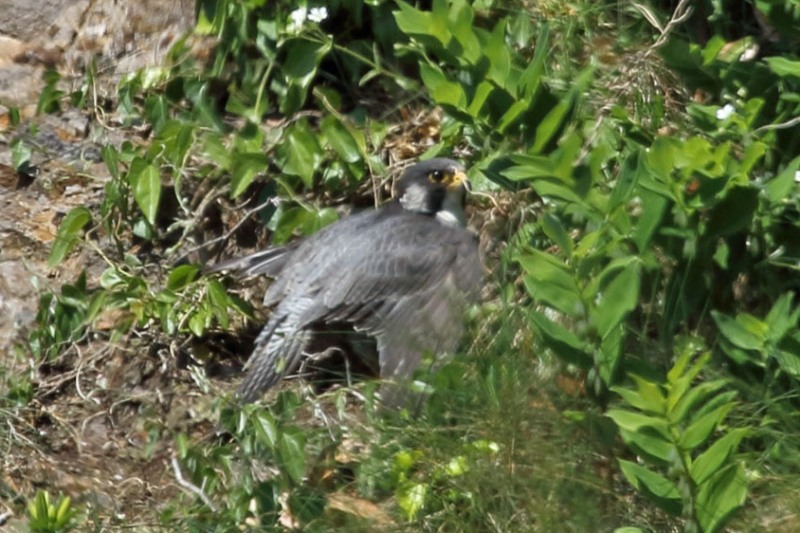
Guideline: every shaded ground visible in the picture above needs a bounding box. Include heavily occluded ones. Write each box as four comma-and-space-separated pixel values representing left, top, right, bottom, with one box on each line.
0, 1, 197, 529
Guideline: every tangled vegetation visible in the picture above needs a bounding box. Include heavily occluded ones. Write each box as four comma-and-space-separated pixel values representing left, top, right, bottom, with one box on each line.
4, 0, 800, 531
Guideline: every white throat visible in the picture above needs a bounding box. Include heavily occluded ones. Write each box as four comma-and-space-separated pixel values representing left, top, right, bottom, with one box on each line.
399, 182, 466, 228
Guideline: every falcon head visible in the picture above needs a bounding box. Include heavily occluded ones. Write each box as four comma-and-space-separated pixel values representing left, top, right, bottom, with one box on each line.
395, 158, 469, 227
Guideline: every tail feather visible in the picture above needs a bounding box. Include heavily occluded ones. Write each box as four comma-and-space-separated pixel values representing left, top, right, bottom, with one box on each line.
237, 316, 312, 403
207, 245, 296, 278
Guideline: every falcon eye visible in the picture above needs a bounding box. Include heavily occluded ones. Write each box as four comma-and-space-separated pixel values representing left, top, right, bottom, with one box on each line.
430, 170, 445, 182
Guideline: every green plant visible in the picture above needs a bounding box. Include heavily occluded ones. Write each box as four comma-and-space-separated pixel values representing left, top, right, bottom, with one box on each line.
607, 343, 748, 533
27, 490, 78, 533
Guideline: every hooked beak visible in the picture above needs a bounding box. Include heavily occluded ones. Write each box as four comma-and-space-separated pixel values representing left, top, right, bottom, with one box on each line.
446, 169, 469, 191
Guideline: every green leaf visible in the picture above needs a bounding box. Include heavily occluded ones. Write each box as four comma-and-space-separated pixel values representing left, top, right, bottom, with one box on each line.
620, 426, 677, 464
230, 152, 269, 198
592, 262, 640, 338
766, 292, 800, 343
279, 429, 307, 484
394, 0, 450, 46
613, 377, 666, 415
712, 311, 764, 351
11, 139, 32, 171
397, 482, 428, 521
167, 265, 199, 290
49, 207, 92, 267
282, 121, 324, 187
321, 116, 363, 163
531, 94, 572, 153
207, 279, 230, 328
253, 411, 278, 448
773, 345, 800, 378
691, 428, 748, 485
518, 23, 549, 98
695, 463, 747, 533
540, 213, 573, 256
517, 248, 582, 316
669, 379, 729, 425
679, 402, 734, 450
529, 310, 592, 367
419, 62, 467, 109
764, 56, 800, 78
129, 159, 162, 226
188, 308, 208, 337
281, 38, 332, 114
607, 409, 670, 436
765, 156, 800, 202
618, 459, 681, 502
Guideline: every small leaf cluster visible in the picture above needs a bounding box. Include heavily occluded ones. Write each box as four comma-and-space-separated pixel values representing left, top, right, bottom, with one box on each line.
27, 490, 78, 533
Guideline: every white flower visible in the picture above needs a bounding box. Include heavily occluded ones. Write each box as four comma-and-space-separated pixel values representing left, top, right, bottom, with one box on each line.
740, 44, 759, 62
794, 170, 800, 184
288, 7, 307, 31
308, 7, 328, 23
715, 103, 735, 121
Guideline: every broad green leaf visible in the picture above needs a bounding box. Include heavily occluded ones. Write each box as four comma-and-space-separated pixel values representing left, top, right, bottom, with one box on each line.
497, 100, 530, 132
321, 116, 363, 163
695, 463, 747, 533
518, 23, 549, 98
531, 179, 586, 204
766, 292, 800, 343
419, 63, 467, 108
620, 426, 677, 464
281, 38, 332, 113
618, 459, 680, 502
394, 0, 450, 47
613, 377, 666, 415
253, 411, 278, 448
598, 323, 623, 385
528, 310, 592, 367
633, 189, 669, 252
606, 409, 670, 436
282, 121, 324, 187
397, 482, 427, 521
765, 155, 800, 202
592, 262, 640, 338
202, 133, 230, 170
188, 307, 208, 337
503, 157, 557, 180
49, 207, 92, 267
230, 152, 269, 198
773, 346, 800, 378
712, 311, 764, 351
645, 137, 678, 184
668, 379, 729, 424
448, 0, 480, 63
279, 429, 307, 484
531, 94, 572, 153
208, 279, 231, 329
483, 20, 511, 85
679, 403, 734, 450
764, 56, 800, 78
466, 80, 494, 118
166, 265, 199, 290
302, 207, 339, 235
609, 151, 642, 211
691, 428, 748, 485
130, 161, 162, 226
517, 248, 582, 316
540, 213, 573, 256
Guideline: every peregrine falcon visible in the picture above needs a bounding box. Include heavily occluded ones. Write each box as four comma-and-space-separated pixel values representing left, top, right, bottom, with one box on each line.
211, 158, 482, 405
